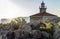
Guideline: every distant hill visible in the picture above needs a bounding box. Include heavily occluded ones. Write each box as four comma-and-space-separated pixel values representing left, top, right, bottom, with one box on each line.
0, 18, 11, 24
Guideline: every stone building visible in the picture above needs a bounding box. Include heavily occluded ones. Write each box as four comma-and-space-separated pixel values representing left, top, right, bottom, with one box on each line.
30, 1, 58, 25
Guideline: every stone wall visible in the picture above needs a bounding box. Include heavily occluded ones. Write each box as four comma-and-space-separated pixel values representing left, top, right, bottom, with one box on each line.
30, 16, 57, 25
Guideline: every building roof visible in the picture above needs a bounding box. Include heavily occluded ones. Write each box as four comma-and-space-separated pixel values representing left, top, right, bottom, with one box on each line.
30, 12, 57, 17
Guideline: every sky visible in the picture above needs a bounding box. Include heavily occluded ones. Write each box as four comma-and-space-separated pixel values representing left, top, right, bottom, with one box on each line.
0, 0, 60, 19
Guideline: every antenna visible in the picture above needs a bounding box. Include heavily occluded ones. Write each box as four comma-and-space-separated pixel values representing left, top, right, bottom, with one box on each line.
42, 0, 44, 1
42, 0, 44, 2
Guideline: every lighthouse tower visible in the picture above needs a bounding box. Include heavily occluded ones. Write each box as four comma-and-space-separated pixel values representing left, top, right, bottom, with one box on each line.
39, 1, 47, 13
